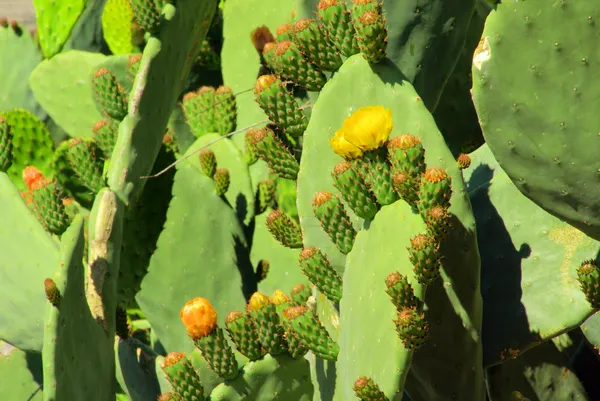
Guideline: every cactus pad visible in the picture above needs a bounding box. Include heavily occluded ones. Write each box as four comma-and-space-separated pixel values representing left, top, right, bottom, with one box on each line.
101, 0, 136, 54
33, 0, 86, 58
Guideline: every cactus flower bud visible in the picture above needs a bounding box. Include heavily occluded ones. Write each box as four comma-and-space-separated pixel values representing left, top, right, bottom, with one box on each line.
272, 289, 291, 305
22, 166, 47, 190
180, 297, 218, 339
248, 292, 271, 311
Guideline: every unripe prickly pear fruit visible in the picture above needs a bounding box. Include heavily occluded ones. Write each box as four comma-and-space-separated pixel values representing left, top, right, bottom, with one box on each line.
351, 0, 388, 64
262, 41, 278, 73
457, 153, 471, 170
254, 75, 308, 137
292, 18, 342, 72
214, 168, 230, 196
290, 283, 311, 306
265, 209, 303, 248
353, 149, 397, 206
331, 161, 378, 220
273, 40, 327, 91
424, 205, 450, 240
408, 234, 440, 286
299, 247, 343, 302
199, 149, 217, 179
225, 310, 266, 361
130, 0, 162, 33
317, 0, 360, 57
250, 128, 299, 180
161, 352, 205, 400
195, 39, 220, 70
65, 139, 105, 193
577, 259, 600, 308
418, 167, 452, 215
247, 292, 287, 355
387, 135, 425, 205
92, 119, 119, 158
313, 191, 357, 254
385, 272, 418, 310
214, 86, 237, 136
245, 129, 259, 165
257, 179, 277, 214
157, 393, 176, 401
271, 289, 309, 358
353, 376, 389, 401
44, 278, 61, 307
91, 68, 128, 120
0, 116, 12, 172
182, 87, 216, 137
394, 307, 429, 350
276, 23, 293, 41
23, 166, 71, 235
283, 305, 339, 360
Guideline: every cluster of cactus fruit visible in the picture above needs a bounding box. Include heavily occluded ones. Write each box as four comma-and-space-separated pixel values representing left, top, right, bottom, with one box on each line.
5, 0, 600, 400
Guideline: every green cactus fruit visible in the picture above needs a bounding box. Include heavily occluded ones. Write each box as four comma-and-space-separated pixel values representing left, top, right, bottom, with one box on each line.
193, 328, 238, 380
250, 128, 300, 180
272, 290, 309, 359
23, 166, 71, 236
65, 139, 106, 193
351, 0, 388, 64
214, 168, 230, 196
387, 134, 426, 177
161, 352, 205, 400
417, 166, 452, 215
182, 86, 216, 137
225, 311, 266, 361
385, 272, 419, 311
394, 307, 429, 351
408, 233, 440, 286
276, 23, 294, 42
290, 283, 311, 306
577, 259, 600, 308
254, 75, 308, 137
262, 41, 278, 74
265, 209, 303, 248
244, 129, 258, 165
391, 172, 417, 207
195, 39, 220, 70
127, 54, 143, 82
353, 149, 397, 206
312, 191, 356, 254
214, 86, 237, 136
157, 393, 176, 401
44, 278, 61, 308
247, 292, 287, 355
198, 149, 217, 179
353, 376, 389, 401
317, 0, 360, 58
331, 161, 378, 220
257, 179, 277, 214
91, 68, 129, 121
298, 247, 343, 302
130, 0, 162, 33
292, 18, 342, 72
456, 153, 471, 170
92, 119, 119, 158
0, 116, 12, 172
273, 40, 327, 91
256, 259, 270, 282
423, 205, 450, 241
283, 305, 339, 360
163, 129, 179, 155
115, 307, 129, 339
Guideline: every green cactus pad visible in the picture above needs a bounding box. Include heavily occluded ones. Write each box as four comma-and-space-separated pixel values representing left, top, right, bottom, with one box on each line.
0, 117, 12, 172
331, 161, 378, 220
265, 209, 303, 249
64, 139, 106, 193
225, 311, 266, 361
313, 191, 356, 255
214, 86, 237, 136
407, 233, 440, 286
417, 167, 452, 215
248, 295, 287, 356
254, 75, 308, 137
199, 149, 217, 178
385, 272, 419, 311
471, 1, 600, 241
101, 0, 135, 54
394, 307, 429, 351
131, 0, 163, 33
33, 0, 86, 58
182, 86, 217, 137
316, 0, 360, 58
353, 376, 389, 401
0, 342, 43, 401
115, 338, 162, 401
208, 354, 314, 400
92, 119, 119, 158
463, 144, 599, 367
194, 328, 239, 380
251, 128, 300, 180
161, 352, 205, 400
292, 18, 342, 71
214, 168, 231, 196
352, 149, 398, 206
351, 2, 388, 64
42, 216, 113, 400
91, 68, 129, 121
2, 109, 54, 192
257, 180, 276, 214
298, 247, 343, 302
273, 40, 327, 91
283, 305, 339, 360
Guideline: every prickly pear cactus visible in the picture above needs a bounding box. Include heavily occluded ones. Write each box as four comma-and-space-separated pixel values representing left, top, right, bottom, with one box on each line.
101, 0, 136, 55
0, 342, 43, 401
33, 0, 86, 58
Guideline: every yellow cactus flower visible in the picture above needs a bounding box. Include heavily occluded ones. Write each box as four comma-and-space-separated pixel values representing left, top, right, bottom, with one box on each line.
272, 290, 290, 305
329, 105, 393, 159
180, 297, 218, 339
248, 292, 271, 311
